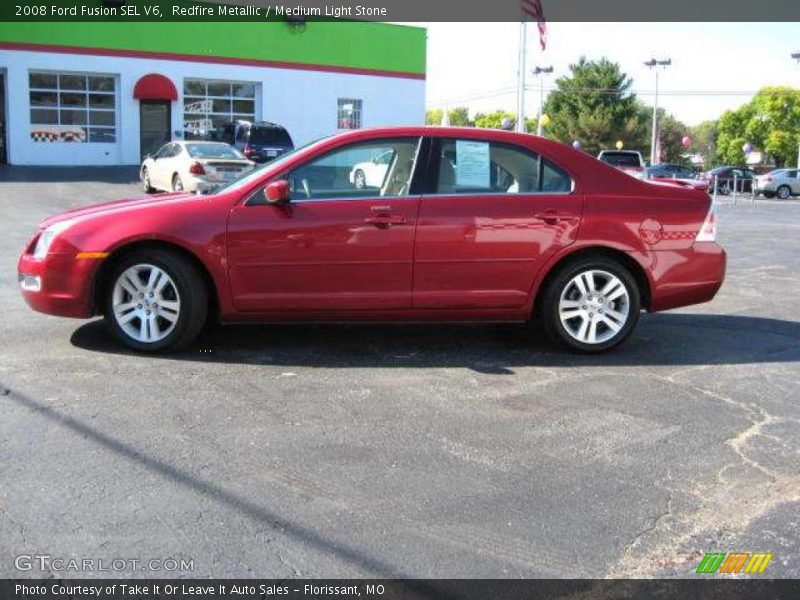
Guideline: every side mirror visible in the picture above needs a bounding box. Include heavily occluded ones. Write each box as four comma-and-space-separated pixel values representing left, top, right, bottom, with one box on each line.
264, 179, 290, 204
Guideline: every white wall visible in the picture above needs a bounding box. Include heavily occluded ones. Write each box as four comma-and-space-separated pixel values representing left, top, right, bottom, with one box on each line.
0, 48, 425, 166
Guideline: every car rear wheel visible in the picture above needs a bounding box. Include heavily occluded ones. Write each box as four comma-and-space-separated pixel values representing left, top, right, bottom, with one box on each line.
763, 191, 775, 199
777, 185, 791, 200
104, 250, 208, 352
354, 169, 366, 189
172, 174, 184, 192
141, 168, 154, 193
541, 257, 641, 353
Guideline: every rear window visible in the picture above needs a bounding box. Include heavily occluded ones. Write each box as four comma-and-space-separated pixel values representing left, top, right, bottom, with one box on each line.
249, 126, 293, 146
186, 143, 244, 159
600, 152, 642, 168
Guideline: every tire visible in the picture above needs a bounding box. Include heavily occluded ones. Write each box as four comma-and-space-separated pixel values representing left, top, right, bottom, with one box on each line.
540, 256, 641, 353
172, 173, 184, 192
141, 168, 154, 193
353, 170, 366, 189
777, 185, 791, 200
103, 249, 208, 352
718, 184, 730, 196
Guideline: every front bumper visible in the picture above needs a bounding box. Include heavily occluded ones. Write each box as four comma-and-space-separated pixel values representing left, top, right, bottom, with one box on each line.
649, 242, 727, 312
18, 252, 98, 318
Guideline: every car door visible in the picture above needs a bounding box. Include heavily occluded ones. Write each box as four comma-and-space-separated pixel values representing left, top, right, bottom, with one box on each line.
154, 143, 181, 190
148, 143, 172, 190
785, 170, 800, 193
413, 137, 582, 309
226, 136, 424, 312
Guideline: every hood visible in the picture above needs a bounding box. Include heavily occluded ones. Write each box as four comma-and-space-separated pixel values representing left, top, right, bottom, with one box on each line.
39, 192, 199, 229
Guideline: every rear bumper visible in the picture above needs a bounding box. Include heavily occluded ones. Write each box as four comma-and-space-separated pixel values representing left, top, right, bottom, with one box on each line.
648, 242, 726, 312
17, 252, 97, 318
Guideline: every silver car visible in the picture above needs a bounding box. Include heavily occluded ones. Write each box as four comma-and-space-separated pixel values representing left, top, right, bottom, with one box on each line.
755, 168, 800, 199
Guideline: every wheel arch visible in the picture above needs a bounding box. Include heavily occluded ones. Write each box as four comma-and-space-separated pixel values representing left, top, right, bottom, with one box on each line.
532, 246, 652, 317
92, 239, 220, 320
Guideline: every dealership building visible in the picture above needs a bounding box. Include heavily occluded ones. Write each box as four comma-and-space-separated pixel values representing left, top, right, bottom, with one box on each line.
0, 21, 426, 165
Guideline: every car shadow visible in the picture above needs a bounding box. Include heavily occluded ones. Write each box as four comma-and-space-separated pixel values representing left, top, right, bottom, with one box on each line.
70, 312, 800, 371
0, 165, 140, 184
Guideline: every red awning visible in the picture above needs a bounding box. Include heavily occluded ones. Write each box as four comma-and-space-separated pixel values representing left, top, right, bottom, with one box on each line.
133, 73, 177, 101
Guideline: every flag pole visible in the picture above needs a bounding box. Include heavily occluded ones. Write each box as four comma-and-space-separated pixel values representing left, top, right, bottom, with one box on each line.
516, 21, 527, 133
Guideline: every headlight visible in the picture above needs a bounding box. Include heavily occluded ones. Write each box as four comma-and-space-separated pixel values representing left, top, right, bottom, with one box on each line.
33, 220, 75, 260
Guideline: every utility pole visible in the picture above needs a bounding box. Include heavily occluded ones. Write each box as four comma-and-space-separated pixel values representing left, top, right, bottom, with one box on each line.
532, 66, 554, 136
644, 58, 671, 165
793, 53, 800, 168
516, 22, 528, 133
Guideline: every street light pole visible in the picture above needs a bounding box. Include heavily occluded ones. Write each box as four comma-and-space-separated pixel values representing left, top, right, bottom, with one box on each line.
516, 22, 528, 133
532, 66, 554, 136
793, 53, 800, 168
644, 58, 671, 165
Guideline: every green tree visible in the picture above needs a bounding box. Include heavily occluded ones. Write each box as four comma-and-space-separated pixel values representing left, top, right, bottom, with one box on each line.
690, 120, 719, 166
542, 57, 640, 156
448, 107, 472, 127
425, 108, 443, 126
474, 110, 516, 130
715, 87, 800, 167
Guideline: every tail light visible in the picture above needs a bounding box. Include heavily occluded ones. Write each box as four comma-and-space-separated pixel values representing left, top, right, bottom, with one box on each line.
189, 161, 205, 175
243, 144, 254, 157
695, 201, 718, 242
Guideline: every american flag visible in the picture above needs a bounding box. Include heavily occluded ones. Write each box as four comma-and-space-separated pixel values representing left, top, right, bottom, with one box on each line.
521, 0, 547, 51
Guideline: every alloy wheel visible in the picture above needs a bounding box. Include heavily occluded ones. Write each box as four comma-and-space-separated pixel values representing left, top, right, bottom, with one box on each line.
354, 171, 366, 189
777, 185, 791, 200
558, 269, 630, 345
112, 263, 181, 343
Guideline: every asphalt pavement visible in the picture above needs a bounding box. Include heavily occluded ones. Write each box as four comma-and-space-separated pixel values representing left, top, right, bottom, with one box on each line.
0, 166, 798, 578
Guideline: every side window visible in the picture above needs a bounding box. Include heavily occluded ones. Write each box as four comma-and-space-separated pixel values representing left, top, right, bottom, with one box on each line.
235, 125, 248, 144
541, 160, 573, 192
153, 144, 171, 159
286, 138, 420, 201
435, 139, 572, 194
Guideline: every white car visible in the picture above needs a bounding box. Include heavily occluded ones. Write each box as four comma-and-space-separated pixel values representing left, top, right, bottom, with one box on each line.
755, 168, 800, 199
141, 141, 255, 194
349, 150, 394, 189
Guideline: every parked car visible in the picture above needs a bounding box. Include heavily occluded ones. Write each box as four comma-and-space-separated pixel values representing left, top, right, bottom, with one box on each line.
349, 150, 393, 189
754, 168, 800, 199
19, 127, 725, 354
645, 164, 709, 192
700, 166, 756, 194
141, 141, 255, 193
219, 120, 294, 164
597, 150, 646, 179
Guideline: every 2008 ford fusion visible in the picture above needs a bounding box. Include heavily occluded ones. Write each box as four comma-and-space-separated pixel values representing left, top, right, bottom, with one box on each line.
18, 127, 725, 353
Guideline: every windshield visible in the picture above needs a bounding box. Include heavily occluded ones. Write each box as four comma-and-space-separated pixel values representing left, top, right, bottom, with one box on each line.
209, 137, 329, 195
186, 143, 245, 160
600, 152, 642, 168
250, 126, 293, 146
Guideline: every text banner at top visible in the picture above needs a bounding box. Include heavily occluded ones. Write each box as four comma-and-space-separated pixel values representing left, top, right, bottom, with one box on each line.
3, 0, 800, 22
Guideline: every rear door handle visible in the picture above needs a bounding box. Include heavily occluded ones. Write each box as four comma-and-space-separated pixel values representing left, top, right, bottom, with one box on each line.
534, 211, 576, 224
364, 214, 407, 228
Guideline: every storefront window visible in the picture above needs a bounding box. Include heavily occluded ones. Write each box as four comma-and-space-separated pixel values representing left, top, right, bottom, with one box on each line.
28, 72, 116, 143
337, 98, 363, 130
183, 79, 257, 140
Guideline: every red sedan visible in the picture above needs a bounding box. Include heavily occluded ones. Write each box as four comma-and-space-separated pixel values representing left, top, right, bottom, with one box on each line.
18, 127, 725, 353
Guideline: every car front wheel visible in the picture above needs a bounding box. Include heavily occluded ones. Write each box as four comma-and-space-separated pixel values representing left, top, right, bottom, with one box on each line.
354, 170, 366, 189
777, 185, 791, 200
104, 250, 208, 352
172, 174, 184, 192
141, 168, 154, 193
541, 257, 641, 353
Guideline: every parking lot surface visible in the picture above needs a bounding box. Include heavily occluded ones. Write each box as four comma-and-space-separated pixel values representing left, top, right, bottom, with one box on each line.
1, 167, 798, 578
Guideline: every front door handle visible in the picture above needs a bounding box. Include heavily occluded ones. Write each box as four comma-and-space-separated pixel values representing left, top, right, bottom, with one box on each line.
534, 210, 576, 225
364, 214, 407, 228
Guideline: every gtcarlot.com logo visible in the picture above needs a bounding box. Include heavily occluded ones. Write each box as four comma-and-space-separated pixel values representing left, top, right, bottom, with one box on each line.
696, 552, 773, 574
15, 554, 194, 572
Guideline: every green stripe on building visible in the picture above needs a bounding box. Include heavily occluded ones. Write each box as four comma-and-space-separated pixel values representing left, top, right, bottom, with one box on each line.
0, 21, 426, 76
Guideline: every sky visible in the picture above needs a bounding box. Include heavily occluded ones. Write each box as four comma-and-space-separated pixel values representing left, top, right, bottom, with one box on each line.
418, 22, 800, 126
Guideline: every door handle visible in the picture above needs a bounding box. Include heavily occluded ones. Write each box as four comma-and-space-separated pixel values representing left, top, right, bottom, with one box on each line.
364, 214, 407, 228
534, 210, 575, 224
